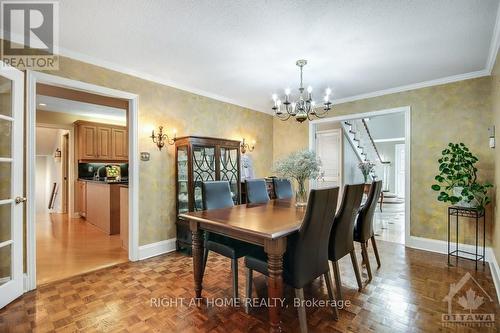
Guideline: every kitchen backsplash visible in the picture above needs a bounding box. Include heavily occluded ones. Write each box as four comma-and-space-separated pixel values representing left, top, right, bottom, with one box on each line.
78, 162, 129, 179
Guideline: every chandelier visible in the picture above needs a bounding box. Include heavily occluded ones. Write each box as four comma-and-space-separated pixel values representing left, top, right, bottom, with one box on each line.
272, 59, 332, 122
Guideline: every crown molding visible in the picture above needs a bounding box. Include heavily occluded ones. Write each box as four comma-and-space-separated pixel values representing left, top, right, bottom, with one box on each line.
57, 47, 269, 114
486, 0, 500, 73
332, 69, 490, 106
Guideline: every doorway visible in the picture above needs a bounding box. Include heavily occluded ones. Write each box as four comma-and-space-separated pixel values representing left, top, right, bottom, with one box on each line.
26, 71, 139, 290
309, 107, 410, 245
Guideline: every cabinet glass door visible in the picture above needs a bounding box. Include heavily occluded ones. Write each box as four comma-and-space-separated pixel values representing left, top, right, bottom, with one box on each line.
177, 146, 189, 214
0, 64, 24, 308
192, 146, 216, 211
220, 147, 239, 204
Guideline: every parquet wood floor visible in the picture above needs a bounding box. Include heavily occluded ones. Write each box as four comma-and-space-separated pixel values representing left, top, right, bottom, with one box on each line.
1, 240, 499, 332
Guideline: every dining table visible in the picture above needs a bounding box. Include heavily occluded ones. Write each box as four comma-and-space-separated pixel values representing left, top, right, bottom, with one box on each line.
179, 199, 306, 333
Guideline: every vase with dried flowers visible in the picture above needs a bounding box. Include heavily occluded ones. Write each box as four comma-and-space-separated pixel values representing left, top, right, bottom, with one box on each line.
274, 150, 321, 207
358, 161, 376, 184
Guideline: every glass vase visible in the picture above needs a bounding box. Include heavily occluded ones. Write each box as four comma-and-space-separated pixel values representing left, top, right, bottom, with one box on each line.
295, 179, 308, 207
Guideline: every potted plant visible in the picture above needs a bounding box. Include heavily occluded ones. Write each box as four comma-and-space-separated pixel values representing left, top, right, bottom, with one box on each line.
274, 150, 321, 207
431, 143, 492, 211
358, 161, 376, 184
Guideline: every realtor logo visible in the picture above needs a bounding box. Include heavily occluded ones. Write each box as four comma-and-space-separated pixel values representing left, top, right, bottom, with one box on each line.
442, 272, 495, 328
1, 1, 59, 69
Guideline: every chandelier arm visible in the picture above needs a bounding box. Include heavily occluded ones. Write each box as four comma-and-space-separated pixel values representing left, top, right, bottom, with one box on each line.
315, 108, 330, 116
278, 113, 291, 121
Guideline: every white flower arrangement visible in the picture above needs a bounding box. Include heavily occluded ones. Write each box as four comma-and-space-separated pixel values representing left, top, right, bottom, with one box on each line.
274, 150, 322, 205
358, 161, 376, 183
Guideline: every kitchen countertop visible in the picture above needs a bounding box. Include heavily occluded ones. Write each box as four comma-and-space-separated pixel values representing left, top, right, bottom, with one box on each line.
78, 178, 129, 185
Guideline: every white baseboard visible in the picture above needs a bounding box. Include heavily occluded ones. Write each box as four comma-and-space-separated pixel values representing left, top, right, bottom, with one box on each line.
487, 249, 500, 303
406, 236, 493, 261
138, 238, 177, 260
406, 235, 500, 303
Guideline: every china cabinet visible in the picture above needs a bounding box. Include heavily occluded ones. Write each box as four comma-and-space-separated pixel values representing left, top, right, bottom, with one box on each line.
175, 136, 241, 252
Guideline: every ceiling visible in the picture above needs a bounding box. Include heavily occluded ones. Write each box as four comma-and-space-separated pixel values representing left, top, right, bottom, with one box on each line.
37, 95, 127, 122
33, 0, 500, 112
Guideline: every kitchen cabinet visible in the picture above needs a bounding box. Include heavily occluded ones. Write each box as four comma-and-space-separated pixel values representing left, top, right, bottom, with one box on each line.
97, 126, 112, 159
78, 124, 97, 160
75, 180, 87, 218
119, 186, 128, 250
85, 181, 121, 235
74, 121, 128, 162
175, 136, 241, 252
112, 128, 128, 160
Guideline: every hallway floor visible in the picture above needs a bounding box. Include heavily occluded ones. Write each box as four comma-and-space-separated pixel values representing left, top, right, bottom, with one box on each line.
36, 213, 128, 285
374, 201, 405, 244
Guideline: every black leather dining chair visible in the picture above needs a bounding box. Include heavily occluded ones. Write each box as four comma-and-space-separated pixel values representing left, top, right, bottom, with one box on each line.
201, 181, 258, 300
272, 178, 293, 199
354, 180, 383, 282
244, 187, 340, 333
245, 179, 270, 204
328, 183, 365, 300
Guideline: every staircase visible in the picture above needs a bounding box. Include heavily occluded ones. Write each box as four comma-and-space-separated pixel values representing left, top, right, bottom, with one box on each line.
341, 119, 384, 163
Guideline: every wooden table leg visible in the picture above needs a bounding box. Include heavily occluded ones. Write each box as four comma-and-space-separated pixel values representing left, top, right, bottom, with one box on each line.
190, 221, 204, 299
264, 238, 287, 333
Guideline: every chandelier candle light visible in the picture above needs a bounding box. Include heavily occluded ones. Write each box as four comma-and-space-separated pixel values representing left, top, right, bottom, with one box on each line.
272, 59, 332, 122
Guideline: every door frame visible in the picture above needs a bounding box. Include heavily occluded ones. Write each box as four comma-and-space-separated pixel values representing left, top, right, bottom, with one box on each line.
309, 106, 411, 245
0, 62, 24, 307
394, 143, 405, 198
61, 133, 69, 214
26, 71, 140, 291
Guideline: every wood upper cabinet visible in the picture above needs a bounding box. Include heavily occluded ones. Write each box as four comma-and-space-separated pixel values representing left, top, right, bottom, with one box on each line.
79, 124, 98, 159
74, 121, 128, 162
97, 126, 112, 159
112, 128, 128, 160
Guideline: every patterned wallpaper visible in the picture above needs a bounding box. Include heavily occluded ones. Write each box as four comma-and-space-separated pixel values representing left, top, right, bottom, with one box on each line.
45, 57, 274, 245
273, 77, 494, 245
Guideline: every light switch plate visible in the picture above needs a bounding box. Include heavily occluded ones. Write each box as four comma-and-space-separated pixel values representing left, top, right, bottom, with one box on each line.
140, 152, 150, 161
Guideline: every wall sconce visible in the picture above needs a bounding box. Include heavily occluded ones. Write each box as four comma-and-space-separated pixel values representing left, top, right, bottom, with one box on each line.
54, 148, 61, 159
240, 138, 255, 154
150, 126, 176, 150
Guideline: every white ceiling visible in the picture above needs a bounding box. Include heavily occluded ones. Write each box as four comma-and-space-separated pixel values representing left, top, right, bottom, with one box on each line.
39, 0, 500, 112
37, 95, 127, 122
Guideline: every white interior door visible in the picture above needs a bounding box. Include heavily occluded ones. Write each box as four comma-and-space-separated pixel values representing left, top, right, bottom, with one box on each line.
0, 64, 24, 308
395, 143, 405, 198
315, 129, 341, 188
